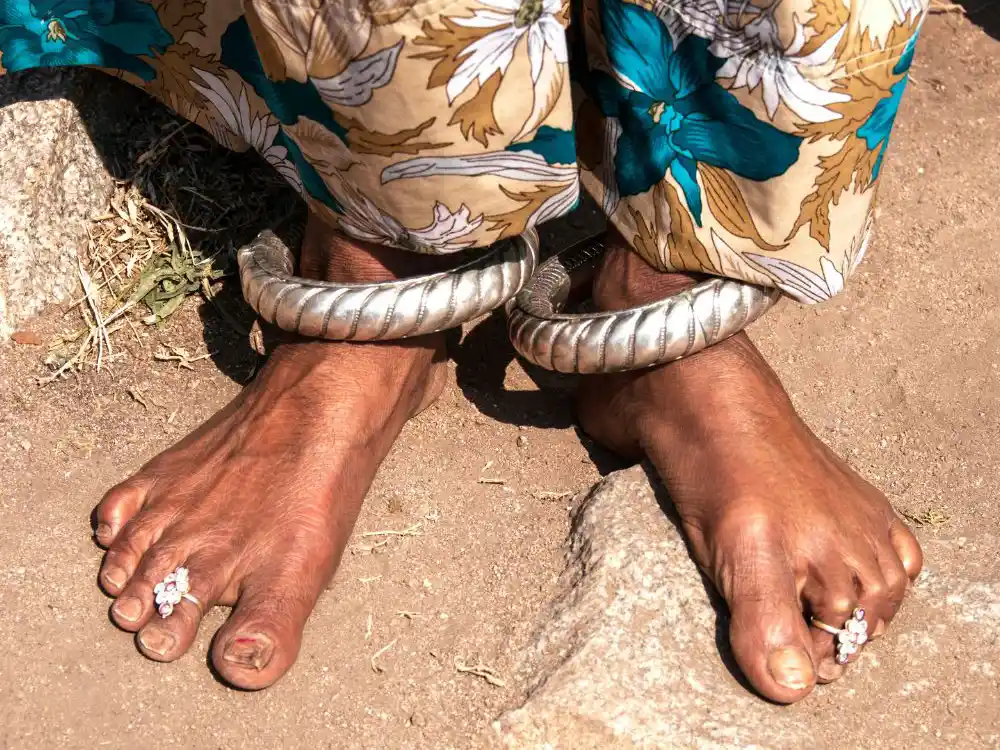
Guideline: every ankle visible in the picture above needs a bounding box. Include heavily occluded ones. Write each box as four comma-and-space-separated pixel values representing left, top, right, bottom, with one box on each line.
261, 212, 451, 380
298, 215, 457, 284
252, 214, 451, 416
591, 235, 698, 312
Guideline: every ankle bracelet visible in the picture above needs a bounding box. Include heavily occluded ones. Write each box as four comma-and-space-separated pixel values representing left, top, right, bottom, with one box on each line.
238, 228, 539, 340
506, 235, 781, 374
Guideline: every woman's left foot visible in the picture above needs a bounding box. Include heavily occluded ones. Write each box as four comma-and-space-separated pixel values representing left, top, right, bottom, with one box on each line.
577, 239, 923, 704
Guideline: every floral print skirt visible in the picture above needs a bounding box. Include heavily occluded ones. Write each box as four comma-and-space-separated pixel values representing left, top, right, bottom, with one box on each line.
0, 0, 926, 302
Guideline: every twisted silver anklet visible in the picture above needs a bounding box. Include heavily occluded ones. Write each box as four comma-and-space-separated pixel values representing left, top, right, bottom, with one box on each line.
238, 228, 539, 340
506, 236, 781, 374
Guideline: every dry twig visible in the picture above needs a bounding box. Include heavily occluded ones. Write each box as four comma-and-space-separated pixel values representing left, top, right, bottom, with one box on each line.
370, 639, 398, 673
455, 659, 506, 687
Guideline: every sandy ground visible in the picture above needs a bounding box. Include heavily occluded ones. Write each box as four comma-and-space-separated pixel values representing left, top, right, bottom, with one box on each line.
1, 12, 998, 750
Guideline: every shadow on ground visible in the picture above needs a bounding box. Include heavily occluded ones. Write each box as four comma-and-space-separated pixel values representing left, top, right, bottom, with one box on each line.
955, 0, 1000, 39
3, 66, 623, 437
1, 67, 304, 383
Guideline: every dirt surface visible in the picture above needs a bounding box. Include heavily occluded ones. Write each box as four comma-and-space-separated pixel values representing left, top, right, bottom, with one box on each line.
1, 13, 998, 750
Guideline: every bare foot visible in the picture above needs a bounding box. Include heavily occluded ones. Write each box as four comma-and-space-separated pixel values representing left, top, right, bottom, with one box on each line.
93, 217, 447, 689
577, 238, 923, 704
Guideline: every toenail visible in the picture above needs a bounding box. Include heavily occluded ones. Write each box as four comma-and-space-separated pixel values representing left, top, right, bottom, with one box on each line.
817, 657, 846, 681
766, 646, 814, 690
103, 567, 126, 589
139, 628, 176, 656
872, 619, 886, 639
223, 634, 274, 671
95, 524, 112, 542
113, 596, 142, 622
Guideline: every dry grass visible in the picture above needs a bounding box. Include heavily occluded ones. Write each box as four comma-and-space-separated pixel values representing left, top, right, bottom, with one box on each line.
42, 116, 303, 383
902, 508, 952, 527
928, 0, 967, 12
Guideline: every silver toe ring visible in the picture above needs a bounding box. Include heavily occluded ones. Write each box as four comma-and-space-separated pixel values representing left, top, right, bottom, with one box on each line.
153, 566, 201, 618
811, 607, 869, 664
506, 235, 781, 374
238, 228, 539, 340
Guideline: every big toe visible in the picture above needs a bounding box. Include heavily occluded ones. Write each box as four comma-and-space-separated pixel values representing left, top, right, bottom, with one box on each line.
718, 538, 817, 703
211, 573, 321, 690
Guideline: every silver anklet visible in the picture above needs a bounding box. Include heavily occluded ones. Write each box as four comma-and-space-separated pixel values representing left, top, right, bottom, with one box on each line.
506, 236, 781, 374
238, 228, 538, 340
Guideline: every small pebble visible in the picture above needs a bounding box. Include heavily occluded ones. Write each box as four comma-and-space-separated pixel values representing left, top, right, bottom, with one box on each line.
20, 440, 31, 451
516, 434, 528, 448
11, 330, 43, 346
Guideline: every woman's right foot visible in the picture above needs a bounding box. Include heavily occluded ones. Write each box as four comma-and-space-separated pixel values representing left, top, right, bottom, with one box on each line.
93, 217, 447, 689
577, 241, 923, 703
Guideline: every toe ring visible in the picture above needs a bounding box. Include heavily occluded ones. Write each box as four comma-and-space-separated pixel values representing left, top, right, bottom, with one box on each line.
181, 592, 203, 616
153, 566, 198, 618
811, 607, 869, 664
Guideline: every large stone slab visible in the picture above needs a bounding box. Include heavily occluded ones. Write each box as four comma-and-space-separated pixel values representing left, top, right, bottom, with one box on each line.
495, 466, 1000, 749
0, 68, 117, 338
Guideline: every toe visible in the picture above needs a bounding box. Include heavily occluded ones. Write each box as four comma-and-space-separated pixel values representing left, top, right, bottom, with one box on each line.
718, 536, 817, 703
872, 548, 910, 637
110, 542, 183, 632
94, 478, 153, 548
211, 569, 324, 690
889, 519, 923, 581
804, 561, 859, 678
99, 510, 163, 597
137, 551, 229, 662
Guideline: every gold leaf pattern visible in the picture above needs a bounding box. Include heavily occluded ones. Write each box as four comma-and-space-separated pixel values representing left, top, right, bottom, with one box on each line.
147, 43, 227, 118
151, 0, 206, 39
412, 16, 489, 89
449, 71, 504, 147
0, 0, 921, 290
340, 115, 451, 157
661, 182, 716, 274
626, 181, 713, 273
700, 165, 784, 252
786, 135, 876, 247
487, 184, 565, 240
786, 16, 919, 250
629, 203, 660, 268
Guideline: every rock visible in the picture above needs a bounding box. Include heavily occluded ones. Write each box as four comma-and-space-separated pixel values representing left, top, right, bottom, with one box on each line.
10, 329, 42, 345
494, 466, 1000, 749
0, 68, 117, 339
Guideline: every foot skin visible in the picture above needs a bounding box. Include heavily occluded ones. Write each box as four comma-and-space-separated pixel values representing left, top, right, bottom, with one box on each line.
577, 239, 923, 704
93, 218, 447, 689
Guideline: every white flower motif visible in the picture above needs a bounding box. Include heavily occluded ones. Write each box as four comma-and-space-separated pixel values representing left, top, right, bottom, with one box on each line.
653, 0, 756, 47
744, 212, 874, 302
708, 230, 781, 287
713, 11, 851, 123
744, 252, 846, 302
889, 0, 928, 23
446, 0, 567, 104
190, 69, 303, 193
845, 210, 874, 276
382, 150, 579, 231
599, 116, 623, 216
338, 188, 485, 254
